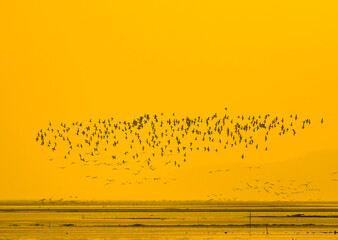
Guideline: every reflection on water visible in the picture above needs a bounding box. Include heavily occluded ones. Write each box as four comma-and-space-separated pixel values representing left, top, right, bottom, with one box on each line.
1, 202, 338, 239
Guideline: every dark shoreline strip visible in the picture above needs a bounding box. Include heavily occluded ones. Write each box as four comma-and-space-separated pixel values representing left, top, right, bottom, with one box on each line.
254, 215, 338, 218
2, 208, 338, 213
57, 223, 338, 228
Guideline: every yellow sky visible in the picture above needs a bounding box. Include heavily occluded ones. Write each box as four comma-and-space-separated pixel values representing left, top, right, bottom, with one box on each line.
1, 0, 338, 201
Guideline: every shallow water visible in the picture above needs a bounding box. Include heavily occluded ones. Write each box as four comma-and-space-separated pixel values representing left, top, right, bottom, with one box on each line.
1, 202, 338, 239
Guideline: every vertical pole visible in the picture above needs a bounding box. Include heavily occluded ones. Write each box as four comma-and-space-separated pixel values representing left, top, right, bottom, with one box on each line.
249, 211, 252, 236
266, 223, 269, 235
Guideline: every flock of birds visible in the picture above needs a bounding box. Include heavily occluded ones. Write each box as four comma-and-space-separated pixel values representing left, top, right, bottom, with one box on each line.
35, 108, 325, 199
205, 165, 325, 201
233, 179, 320, 200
